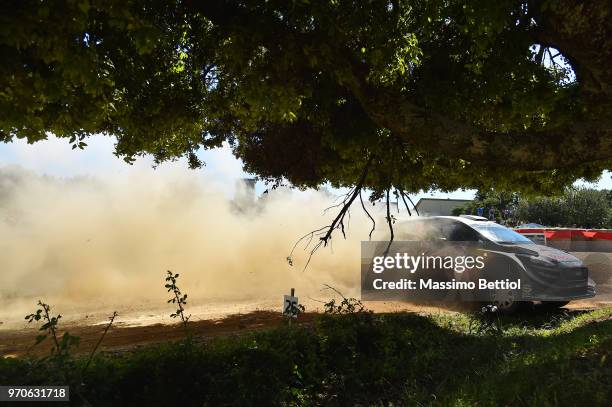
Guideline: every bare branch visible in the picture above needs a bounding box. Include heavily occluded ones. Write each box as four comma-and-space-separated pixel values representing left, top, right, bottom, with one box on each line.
547, 47, 560, 68
306, 295, 328, 304
398, 188, 412, 217
301, 240, 324, 271
535, 45, 545, 65
83, 311, 118, 374
405, 194, 419, 216
287, 226, 329, 266
322, 283, 348, 301
287, 156, 374, 270
384, 188, 395, 255
323, 200, 348, 214
319, 157, 373, 246
359, 190, 376, 240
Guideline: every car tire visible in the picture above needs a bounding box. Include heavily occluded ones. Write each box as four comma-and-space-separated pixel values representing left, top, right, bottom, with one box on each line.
488, 291, 516, 313
488, 283, 529, 313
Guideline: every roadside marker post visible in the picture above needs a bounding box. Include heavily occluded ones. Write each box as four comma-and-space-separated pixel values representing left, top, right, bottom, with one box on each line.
283, 288, 299, 325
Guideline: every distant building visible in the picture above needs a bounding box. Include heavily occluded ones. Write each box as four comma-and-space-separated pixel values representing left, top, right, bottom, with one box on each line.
414, 198, 471, 216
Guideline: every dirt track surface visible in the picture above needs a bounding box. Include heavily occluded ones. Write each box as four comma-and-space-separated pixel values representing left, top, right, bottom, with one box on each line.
0, 311, 321, 358
1, 299, 610, 359
0, 300, 451, 358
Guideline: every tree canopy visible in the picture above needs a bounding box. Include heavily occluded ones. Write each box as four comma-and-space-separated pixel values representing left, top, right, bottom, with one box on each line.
453, 187, 612, 228
1, 0, 611, 198
515, 187, 612, 228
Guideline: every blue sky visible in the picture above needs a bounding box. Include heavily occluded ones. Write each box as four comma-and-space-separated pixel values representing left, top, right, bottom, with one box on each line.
0, 135, 609, 200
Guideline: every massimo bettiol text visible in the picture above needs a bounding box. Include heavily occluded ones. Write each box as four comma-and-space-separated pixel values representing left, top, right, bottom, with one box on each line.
361, 241, 523, 301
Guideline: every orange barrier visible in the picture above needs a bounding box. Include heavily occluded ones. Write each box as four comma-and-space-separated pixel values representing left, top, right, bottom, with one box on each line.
515, 228, 612, 241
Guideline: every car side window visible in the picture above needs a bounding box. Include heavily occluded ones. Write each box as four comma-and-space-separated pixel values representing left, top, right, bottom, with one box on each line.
446, 222, 479, 242
437, 222, 452, 240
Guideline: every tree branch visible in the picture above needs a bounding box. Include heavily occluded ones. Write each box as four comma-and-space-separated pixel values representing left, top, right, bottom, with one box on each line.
384, 188, 395, 255
359, 190, 376, 240
287, 156, 374, 270
398, 188, 412, 217
319, 156, 373, 246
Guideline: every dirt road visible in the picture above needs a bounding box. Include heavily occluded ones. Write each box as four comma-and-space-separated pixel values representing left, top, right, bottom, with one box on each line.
1, 299, 610, 359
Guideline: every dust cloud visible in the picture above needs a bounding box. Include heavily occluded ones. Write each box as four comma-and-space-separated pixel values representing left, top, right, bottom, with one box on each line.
0, 165, 387, 324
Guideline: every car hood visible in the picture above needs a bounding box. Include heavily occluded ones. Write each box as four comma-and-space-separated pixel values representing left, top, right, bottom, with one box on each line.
512, 243, 582, 264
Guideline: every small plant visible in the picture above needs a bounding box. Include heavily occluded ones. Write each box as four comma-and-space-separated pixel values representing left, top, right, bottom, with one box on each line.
288, 302, 306, 316
322, 284, 370, 315
24, 302, 113, 406
25, 300, 80, 358
284, 302, 306, 325
165, 270, 191, 333
83, 311, 118, 374
468, 304, 504, 335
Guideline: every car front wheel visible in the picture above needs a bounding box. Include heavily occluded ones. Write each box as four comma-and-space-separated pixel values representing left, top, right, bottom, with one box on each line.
488, 286, 529, 313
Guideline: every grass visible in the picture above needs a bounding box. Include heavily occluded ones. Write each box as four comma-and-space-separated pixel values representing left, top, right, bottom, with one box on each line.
0, 308, 610, 406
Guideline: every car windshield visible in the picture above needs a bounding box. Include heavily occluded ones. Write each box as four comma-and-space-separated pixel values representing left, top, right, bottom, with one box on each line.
471, 224, 534, 244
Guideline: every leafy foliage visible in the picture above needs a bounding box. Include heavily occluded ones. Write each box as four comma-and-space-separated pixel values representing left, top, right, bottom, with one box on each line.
323, 297, 369, 315
0, 1, 610, 196
3, 308, 611, 406
165, 270, 191, 332
455, 187, 612, 227
25, 300, 80, 358
284, 301, 306, 320
515, 187, 612, 228
322, 285, 371, 315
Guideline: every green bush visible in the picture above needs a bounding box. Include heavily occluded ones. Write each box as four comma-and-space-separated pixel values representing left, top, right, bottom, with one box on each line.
515, 188, 610, 228
1, 309, 610, 406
